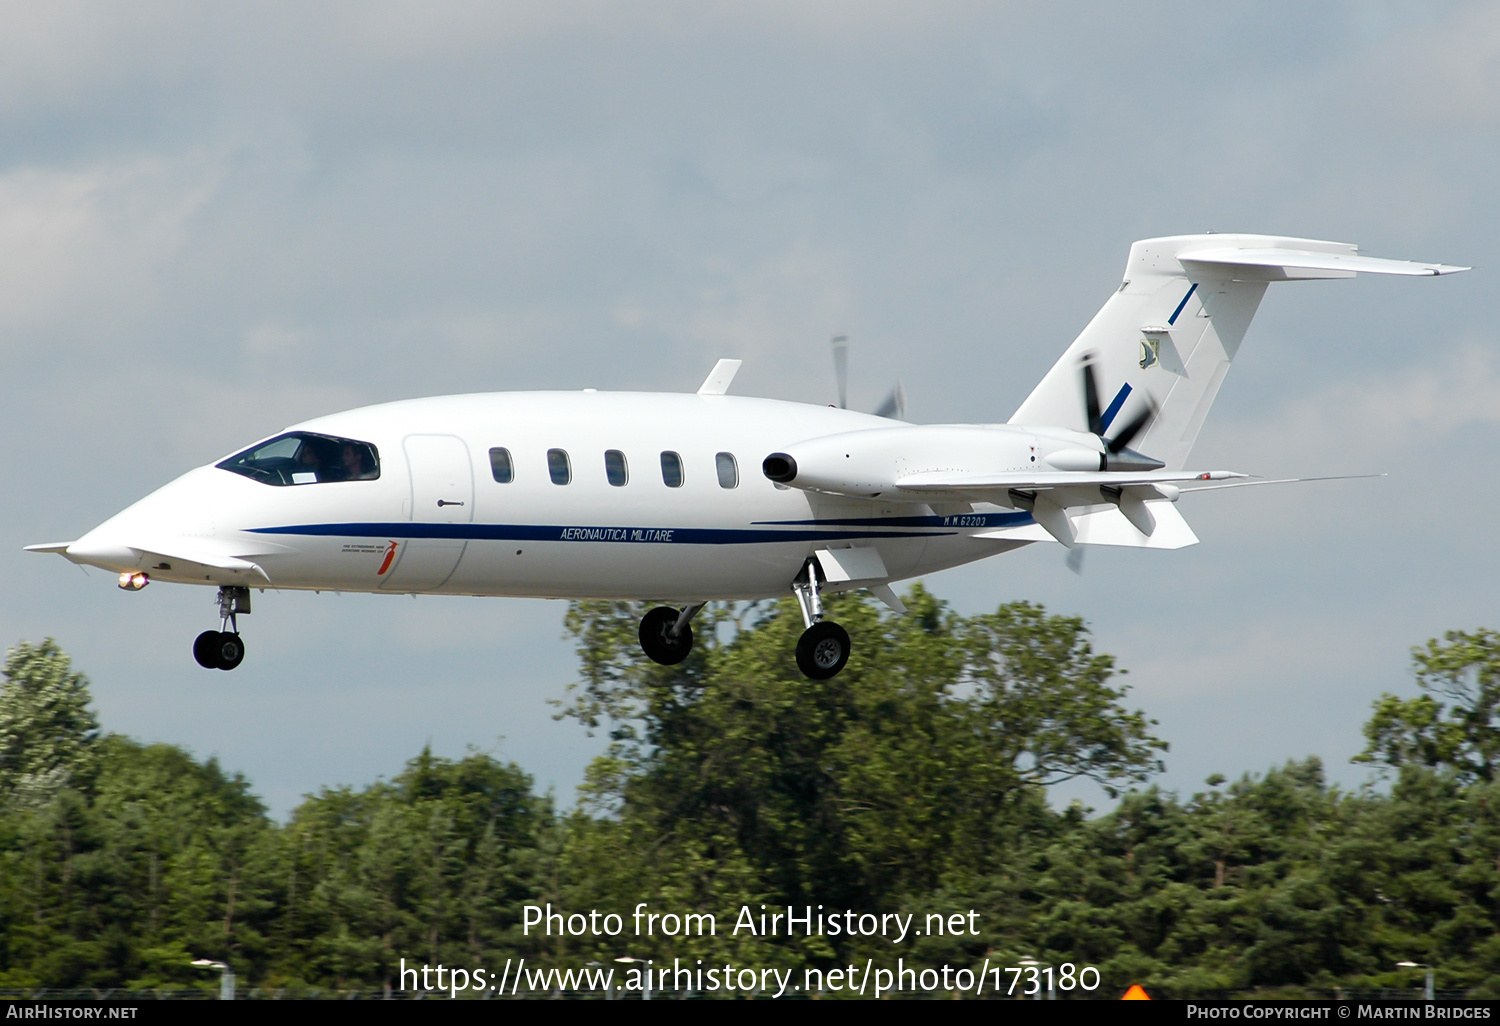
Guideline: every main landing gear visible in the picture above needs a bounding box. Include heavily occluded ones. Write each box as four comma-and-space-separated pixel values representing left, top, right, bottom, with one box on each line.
639, 603, 705, 665
194, 586, 250, 671
792, 558, 850, 681
634, 562, 854, 681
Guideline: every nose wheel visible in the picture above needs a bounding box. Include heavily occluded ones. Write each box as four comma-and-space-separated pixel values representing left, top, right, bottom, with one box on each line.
194, 630, 246, 670
194, 586, 251, 671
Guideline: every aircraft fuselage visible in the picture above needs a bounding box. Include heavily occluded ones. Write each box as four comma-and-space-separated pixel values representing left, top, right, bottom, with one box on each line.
64, 390, 1036, 603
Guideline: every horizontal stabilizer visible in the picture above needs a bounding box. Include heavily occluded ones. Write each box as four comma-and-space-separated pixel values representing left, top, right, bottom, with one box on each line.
1179, 245, 1469, 280
1179, 472, 1386, 493
24, 542, 75, 554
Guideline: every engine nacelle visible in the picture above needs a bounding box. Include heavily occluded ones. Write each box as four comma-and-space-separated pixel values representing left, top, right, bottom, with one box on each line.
763, 424, 1100, 498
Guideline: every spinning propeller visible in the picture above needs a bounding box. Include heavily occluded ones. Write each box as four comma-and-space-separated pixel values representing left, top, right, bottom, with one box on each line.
1080, 352, 1163, 471
832, 335, 906, 419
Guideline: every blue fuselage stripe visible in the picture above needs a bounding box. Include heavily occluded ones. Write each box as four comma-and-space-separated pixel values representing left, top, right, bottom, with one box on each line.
753, 511, 1033, 529
246, 510, 1041, 544
245, 522, 975, 545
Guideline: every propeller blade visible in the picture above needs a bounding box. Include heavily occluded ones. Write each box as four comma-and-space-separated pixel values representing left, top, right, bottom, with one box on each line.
1065, 547, 1086, 575
1081, 352, 1104, 436
1106, 402, 1155, 453
873, 381, 907, 419
831, 334, 849, 409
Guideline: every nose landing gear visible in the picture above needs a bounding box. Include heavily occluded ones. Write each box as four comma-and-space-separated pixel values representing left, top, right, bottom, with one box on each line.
194, 586, 250, 670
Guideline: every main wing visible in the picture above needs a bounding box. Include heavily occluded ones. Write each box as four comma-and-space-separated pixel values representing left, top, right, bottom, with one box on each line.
894, 469, 1241, 548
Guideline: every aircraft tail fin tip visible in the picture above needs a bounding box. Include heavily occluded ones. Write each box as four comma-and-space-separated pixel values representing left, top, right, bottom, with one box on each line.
1008, 233, 1463, 469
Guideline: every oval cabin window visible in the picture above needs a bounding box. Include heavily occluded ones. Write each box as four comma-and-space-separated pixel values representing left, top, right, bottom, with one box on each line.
489, 447, 514, 483
605, 450, 629, 487
715, 452, 738, 489
660, 451, 684, 488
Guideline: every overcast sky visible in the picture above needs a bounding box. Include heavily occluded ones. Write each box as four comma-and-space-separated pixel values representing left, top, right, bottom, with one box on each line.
3, 1, 1496, 817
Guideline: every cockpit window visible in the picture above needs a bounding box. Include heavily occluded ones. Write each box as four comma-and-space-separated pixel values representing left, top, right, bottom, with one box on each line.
217, 432, 380, 486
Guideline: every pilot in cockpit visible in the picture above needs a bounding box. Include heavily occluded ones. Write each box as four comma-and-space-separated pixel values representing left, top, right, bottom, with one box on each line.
296, 441, 323, 478
337, 441, 375, 481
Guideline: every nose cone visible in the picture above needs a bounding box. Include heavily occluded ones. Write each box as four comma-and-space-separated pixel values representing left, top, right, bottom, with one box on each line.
64, 534, 141, 572
61, 466, 221, 573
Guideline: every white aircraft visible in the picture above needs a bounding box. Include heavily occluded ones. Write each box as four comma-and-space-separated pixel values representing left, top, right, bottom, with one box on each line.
28, 234, 1466, 679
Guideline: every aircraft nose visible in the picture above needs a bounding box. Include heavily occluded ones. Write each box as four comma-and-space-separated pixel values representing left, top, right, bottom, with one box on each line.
65, 535, 140, 569
60, 465, 222, 572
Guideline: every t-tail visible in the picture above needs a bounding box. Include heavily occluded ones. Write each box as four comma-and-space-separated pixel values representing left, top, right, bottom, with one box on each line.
1008, 234, 1468, 469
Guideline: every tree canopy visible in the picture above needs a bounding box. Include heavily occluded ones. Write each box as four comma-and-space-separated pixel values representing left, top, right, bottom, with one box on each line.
3, 604, 1500, 998
1358, 629, 1500, 783
0, 640, 99, 806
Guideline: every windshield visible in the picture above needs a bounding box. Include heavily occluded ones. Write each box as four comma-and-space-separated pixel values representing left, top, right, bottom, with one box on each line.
217, 432, 380, 486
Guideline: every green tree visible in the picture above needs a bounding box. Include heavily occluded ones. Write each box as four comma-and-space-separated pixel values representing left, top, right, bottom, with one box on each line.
270, 746, 549, 990
0, 734, 277, 990
0, 639, 100, 804
556, 589, 1166, 965
1358, 630, 1500, 782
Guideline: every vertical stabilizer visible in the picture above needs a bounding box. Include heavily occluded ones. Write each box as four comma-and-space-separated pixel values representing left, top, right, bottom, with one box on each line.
1007, 234, 1465, 469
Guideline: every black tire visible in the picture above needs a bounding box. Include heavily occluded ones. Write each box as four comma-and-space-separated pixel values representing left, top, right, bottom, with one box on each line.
638, 606, 693, 666
796, 621, 850, 680
216, 633, 246, 671
193, 630, 222, 669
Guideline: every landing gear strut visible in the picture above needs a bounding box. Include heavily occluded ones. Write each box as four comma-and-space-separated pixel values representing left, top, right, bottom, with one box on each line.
194, 586, 250, 671
792, 558, 850, 680
638, 602, 704, 665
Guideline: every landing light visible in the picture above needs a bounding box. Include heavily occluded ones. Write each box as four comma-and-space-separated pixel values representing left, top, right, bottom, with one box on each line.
117, 572, 149, 591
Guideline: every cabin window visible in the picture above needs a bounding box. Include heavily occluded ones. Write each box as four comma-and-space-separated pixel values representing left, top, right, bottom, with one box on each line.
715, 452, 739, 489
605, 449, 629, 487
660, 451, 684, 488
547, 448, 571, 485
217, 432, 380, 486
489, 447, 514, 483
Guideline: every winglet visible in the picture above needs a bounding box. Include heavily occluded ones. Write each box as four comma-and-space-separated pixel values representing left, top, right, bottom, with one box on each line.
697, 359, 743, 395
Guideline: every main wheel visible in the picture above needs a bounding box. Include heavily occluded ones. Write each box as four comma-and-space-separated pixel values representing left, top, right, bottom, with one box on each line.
638, 606, 693, 666
193, 630, 222, 669
216, 633, 245, 671
795, 621, 850, 680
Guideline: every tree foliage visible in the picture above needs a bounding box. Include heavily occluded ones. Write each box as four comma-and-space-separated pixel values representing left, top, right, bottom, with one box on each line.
556, 590, 1165, 922
6, 612, 1500, 997
0, 640, 100, 805
1358, 629, 1500, 782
